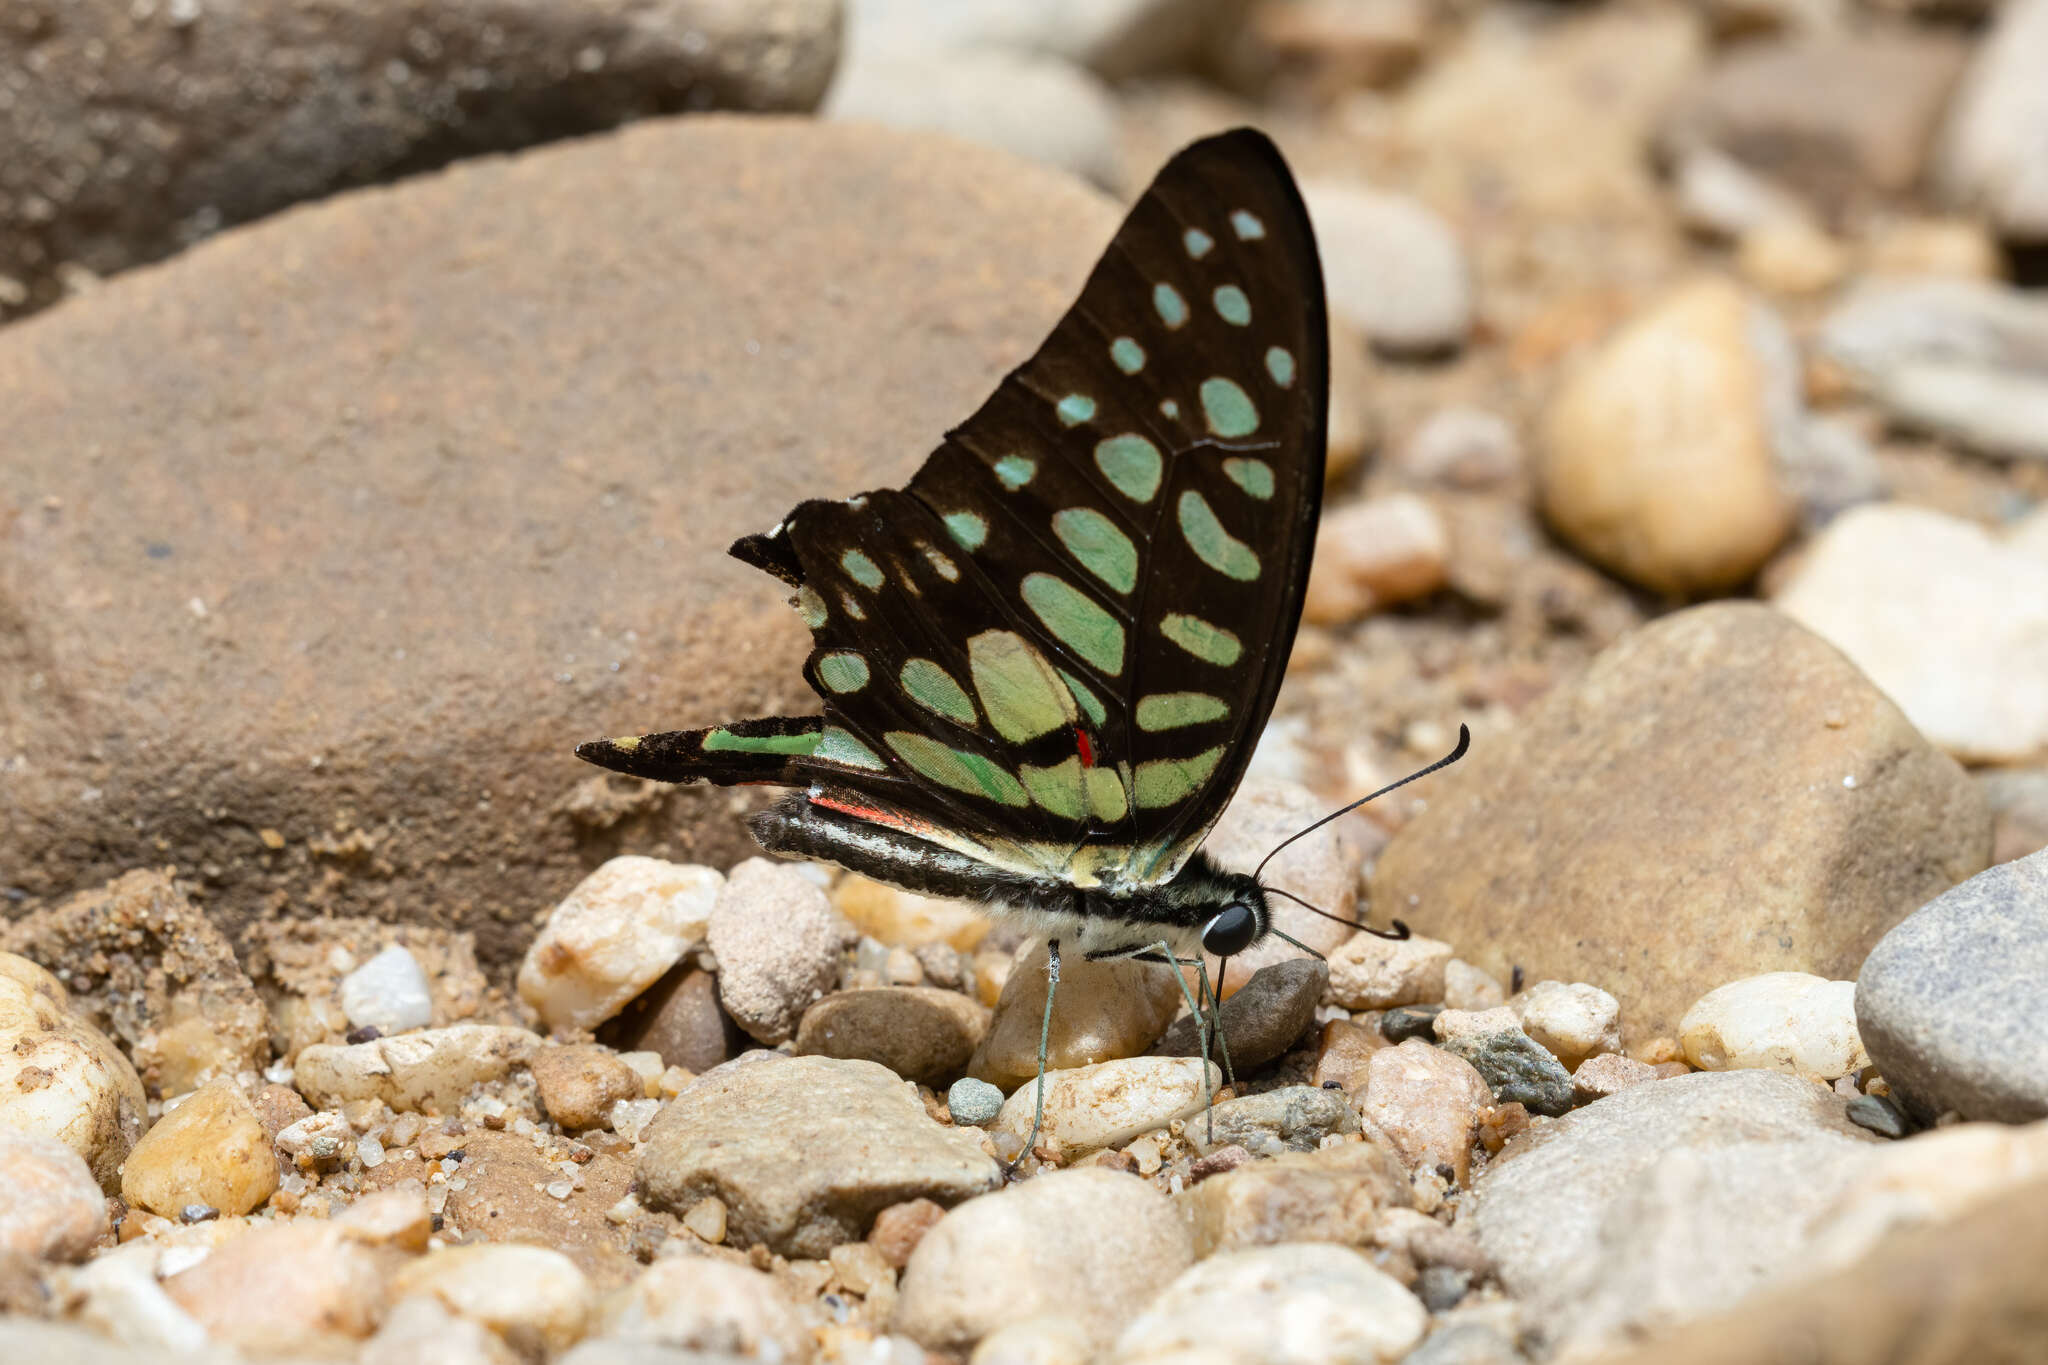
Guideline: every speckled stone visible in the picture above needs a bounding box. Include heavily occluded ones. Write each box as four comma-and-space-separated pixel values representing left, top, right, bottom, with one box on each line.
1435, 1008, 1575, 1116
1190, 1085, 1359, 1157
948, 1078, 1004, 1127
1151, 958, 1328, 1073
709, 859, 856, 1046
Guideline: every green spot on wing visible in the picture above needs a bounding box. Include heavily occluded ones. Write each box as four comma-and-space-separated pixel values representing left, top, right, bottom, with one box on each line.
1183, 228, 1214, 258
1199, 377, 1260, 437
1223, 457, 1275, 500
899, 658, 978, 726
1153, 283, 1188, 328
1020, 757, 1085, 820
796, 586, 828, 629
1177, 490, 1260, 581
1160, 613, 1242, 667
1136, 692, 1229, 731
817, 726, 885, 770
884, 732, 1028, 807
1265, 346, 1296, 387
841, 549, 884, 589
1057, 669, 1106, 728
1085, 766, 1128, 822
993, 455, 1036, 491
944, 512, 988, 551
1134, 746, 1225, 809
968, 631, 1076, 743
1111, 336, 1145, 374
1213, 285, 1251, 326
1020, 574, 1125, 676
816, 651, 869, 693
1093, 434, 1162, 504
1231, 210, 1266, 240
704, 728, 818, 756
1057, 394, 1096, 427
1052, 507, 1138, 595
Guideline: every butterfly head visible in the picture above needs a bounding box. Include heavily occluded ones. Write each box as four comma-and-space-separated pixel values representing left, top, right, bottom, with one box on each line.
1200, 897, 1263, 959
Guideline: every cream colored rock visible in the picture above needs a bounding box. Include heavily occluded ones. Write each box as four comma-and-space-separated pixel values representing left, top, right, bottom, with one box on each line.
1357, 1039, 1491, 1183
1864, 218, 2002, 281
1737, 219, 1850, 295
0, 1131, 108, 1262
293, 1024, 541, 1113
164, 1219, 402, 1356
121, 1080, 278, 1218
833, 874, 991, 952
895, 1168, 1193, 1353
362, 1296, 521, 1365
1512, 980, 1623, 1070
1303, 494, 1450, 625
1443, 960, 1506, 1011
991, 1057, 1219, 1159
971, 1315, 1095, 1365
597, 1257, 815, 1361
517, 856, 722, 1032
1536, 277, 1797, 595
1774, 504, 2048, 763
1808, 1117, 2048, 1269
1178, 1142, 1412, 1259
1112, 1243, 1428, 1365
388, 1244, 593, 1356
338, 1186, 433, 1253
1573, 1053, 1661, 1104
710, 857, 855, 1045
0, 953, 147, 1192
1326, 932, 1452, 1011
69, 1242, 213, 1353
1681, 972, 1869, 1081
971, 940, 1184, 1090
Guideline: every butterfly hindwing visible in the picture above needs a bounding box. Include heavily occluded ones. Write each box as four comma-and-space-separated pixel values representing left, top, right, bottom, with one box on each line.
581, 127, 1326, 893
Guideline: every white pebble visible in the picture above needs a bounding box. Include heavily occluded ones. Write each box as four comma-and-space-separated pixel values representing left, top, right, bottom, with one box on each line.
1511, 980, 1623, 1069
1680, 972, 1869, 1081
338, 945, 434, 1035
991, 1058, 1219, 1159
516, 856, 723, 1032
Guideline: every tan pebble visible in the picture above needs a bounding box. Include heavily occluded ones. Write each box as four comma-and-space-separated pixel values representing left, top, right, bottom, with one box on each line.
989, 1059, 1217, 1159
832, 873, 991, 951
249, 1083, 314, 1140
1863, 218, 2001, 281
970, 1315, 1096, 1365
387, 1243, 593, 1356
1314, 1018, 1385, 1092
338, 1187, 432, 1253
1477, 1101, 1532, 1154
517, 856, 722, 1032
1357, 1039, 1490, 1183
1302, 494, 1449, 625
529, 1043, 644, 1131
597, 1257, 812, 1361
1511, 979, 1624, 1070
1572, 1052, 1660, 1104
884, 946, 925, 986
361, 1295, 520, 1365
1326, 931, 1453, 1011
293, 1025, 541, 1113
1653, 1060, 1693, 1079
828, 1240, 893, 1296
683, 1195, 728, 1244
867, 1197, 946, 1269
1737, 219, 1850, 295
970, 942, 1182, 1090
121, 1080, 277, 1218
1636, 1036, 1685, 1066
0, 1131, 110, 1262
164, 1220, 397, 1355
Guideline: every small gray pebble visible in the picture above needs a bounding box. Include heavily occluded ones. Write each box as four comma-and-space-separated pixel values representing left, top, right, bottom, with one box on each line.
1846, 1093, 1911, 1139
1440, 1028, 1574, 1117
947, 1077, 1004, 1127
1418, 1264, 1471, 1312
180, 1204, 220, 1224
1382, 1004, 1443, 1044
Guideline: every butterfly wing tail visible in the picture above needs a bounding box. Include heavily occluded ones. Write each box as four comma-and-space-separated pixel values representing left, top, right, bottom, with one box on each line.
576, 715, 823, 786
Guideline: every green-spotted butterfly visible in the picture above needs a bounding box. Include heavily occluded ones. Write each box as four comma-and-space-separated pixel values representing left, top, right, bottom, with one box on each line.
579, 128, 1464, 1146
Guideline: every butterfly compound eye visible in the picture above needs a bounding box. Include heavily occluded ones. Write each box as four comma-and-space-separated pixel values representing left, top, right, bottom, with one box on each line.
1201, 903, 1259, 958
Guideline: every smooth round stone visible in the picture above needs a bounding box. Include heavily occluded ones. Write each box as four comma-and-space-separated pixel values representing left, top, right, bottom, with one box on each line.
338, 944, 434, 1036
948, 1078, 1004, 1127
120, 1081, 277, 1219
0, 1132, 109, 1263
708, 858, 855, 1046
1302, 178, 1472, 355
1190, 1085, 1359, 1157
1179, 1142, 1412, 1258
1302, 494, 1451, 625
1113, 1243, 1427, 1365
991, 1057, 1220, 1160
517, 857, 723, 1033
388, 1244, 592, 1356
794, 987, 989, 1084
163, 1220, 394, 1356
1934, 0, 2048, 239
1857, 847, 2048, 1123
1358, 1039, 1491, 1184
1380, 1005, 1443, 1045
1151, 958, 1328, 1073
1511, 980, 1623, 1070
1327, 932, 1453, 1011
0, 953, 147, 1192
1775, 503, 2048, 764
1536, 277, 1797, 595
970, 940, 1183, 1091
1434, 1008, 1574, 1117
1846, 1094, 1911, 1138
294, 1025, 541, 1113
529, 1043, 646, 1132
970, 1315, 1095, 1365
594, 1257, 812, 1361
361, 1297, 518, 1365
893, 1168, 1193, 1354
1680, 972, 1868, 1081
599, 964, 745, 1075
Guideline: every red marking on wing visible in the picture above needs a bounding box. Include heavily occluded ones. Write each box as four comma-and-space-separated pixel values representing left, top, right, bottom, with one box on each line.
811, 791, 934, 838
1075, 729, 1095, 767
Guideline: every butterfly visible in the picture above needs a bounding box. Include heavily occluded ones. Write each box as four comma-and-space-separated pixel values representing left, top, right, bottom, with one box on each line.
579, 127, 1461, 1151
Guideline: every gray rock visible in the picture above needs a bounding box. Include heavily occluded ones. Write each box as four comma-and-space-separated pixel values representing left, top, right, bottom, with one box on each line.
1382, 1005, 1442, 1044
0, 0, 843, 322
1190, 1084, 1359, 1156
894, 1168, 1193, 1353
1934, 0, 2048, 241
947, 1078, 1004, 1127
1470, 1070, 1882, 1355
1302, 178, 1472, 355
1151, 958, 1327, 1073
600, 964, 745, 1075
1435, 1012, 1574, 1117
1845, 1094, 1911, 1138
637, 1055, 999, 1257
1855, 848, 2048, 1124
794, 986, 988, 1084
824, 48, 1121, 187
708, 859, 855, 1045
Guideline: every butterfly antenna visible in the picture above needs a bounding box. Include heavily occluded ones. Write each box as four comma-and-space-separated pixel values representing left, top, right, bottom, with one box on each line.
1263, 885, 1410, 944
1251, 724, 1470, 885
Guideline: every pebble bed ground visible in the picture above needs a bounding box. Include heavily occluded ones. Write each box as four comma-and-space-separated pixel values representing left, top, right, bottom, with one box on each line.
4, 1, 2048, 1363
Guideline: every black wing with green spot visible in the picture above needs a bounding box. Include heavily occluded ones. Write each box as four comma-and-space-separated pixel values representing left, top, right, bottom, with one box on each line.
579, 127, 1326, 889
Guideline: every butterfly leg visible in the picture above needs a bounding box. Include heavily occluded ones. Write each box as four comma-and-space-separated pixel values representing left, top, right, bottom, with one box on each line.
1143, 939, 1219, 1146
1196, 956, 1237, 1090
1012, 936, 1061, 1176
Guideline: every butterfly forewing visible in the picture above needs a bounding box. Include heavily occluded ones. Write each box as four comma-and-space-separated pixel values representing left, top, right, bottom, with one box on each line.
580, 127, 1326, 893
